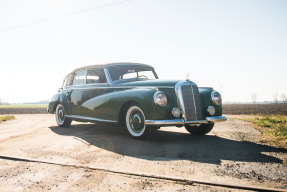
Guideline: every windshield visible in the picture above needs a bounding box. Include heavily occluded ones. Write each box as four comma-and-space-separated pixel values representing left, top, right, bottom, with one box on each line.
107, 66, 158, 82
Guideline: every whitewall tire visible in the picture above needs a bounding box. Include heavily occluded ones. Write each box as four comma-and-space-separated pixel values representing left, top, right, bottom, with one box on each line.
125, 105, 148, 138
55, 104, 72, 127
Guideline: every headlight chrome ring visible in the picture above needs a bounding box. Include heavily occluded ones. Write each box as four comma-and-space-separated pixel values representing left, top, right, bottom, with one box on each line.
211, 91, 222, 105
154, 91, 167, 106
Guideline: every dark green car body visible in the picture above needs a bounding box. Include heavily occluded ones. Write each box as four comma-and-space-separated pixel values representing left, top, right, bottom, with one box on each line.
48, 63, 226, 128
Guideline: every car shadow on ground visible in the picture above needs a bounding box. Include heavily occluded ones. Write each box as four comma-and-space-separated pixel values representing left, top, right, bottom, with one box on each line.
49, 123, 286, 165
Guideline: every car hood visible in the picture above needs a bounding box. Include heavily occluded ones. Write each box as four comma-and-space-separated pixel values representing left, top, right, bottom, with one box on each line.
113, 79, 181, 87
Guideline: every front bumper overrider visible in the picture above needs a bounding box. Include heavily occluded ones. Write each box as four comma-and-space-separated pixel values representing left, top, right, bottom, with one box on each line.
145, 116, 227, 126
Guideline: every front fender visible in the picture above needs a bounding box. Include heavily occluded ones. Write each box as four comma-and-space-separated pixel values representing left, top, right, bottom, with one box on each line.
199, 87, 223, 117
105, 88, 157, 121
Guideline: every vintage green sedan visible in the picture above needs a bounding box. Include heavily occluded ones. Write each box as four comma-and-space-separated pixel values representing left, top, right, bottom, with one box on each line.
48, 63, 226, 138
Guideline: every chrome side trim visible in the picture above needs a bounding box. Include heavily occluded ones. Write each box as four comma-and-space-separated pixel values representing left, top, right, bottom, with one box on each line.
65, 115, 117, 123
145, 116, 227, 126
65, 86, 174, 90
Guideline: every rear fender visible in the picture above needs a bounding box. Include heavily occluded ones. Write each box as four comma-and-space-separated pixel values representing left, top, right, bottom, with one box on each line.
48, 92, 70, 114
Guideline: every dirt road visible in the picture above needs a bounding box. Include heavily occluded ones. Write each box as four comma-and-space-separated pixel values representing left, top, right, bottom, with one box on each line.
0, 114, 286, 191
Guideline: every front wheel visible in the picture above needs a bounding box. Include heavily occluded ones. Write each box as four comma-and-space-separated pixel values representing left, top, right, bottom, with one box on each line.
125, 105, 151, 139
185, 123, 214, 135
55, 104, 72, 127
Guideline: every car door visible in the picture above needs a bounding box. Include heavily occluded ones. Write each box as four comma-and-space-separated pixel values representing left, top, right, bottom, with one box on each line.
80, 68, 109, 119
69, 69, 87, 116
61, 73, 74, 115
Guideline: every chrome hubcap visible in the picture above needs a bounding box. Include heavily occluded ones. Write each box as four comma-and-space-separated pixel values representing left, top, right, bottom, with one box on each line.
57, 107, 65, 125
129, 111, 144, 133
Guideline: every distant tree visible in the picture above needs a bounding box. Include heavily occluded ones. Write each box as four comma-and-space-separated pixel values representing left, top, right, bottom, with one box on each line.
273, 93, 278, 104
282, 94, 287, 104
251, 93, 257, 104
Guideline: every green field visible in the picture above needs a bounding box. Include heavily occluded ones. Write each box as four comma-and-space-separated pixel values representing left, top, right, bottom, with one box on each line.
0, 104, 48, 108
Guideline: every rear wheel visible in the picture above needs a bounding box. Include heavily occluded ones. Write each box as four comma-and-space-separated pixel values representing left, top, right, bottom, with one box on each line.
185, 123, 214, 135
55, 104, 72, 127
125, 105, 151, 139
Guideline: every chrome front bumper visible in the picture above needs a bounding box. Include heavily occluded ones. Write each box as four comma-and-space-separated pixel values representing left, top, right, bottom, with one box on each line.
145, 116, 227, 126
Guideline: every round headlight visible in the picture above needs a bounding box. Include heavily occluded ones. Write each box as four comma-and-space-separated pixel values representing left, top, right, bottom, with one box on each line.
211, 91, 222, 105
154, 91, 167, 106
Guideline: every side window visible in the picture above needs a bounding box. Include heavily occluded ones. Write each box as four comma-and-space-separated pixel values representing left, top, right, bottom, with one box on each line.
86, 69, 107, 84
62, 73, 73, 88
122, 70, 137, 79
72, 70, 87, 85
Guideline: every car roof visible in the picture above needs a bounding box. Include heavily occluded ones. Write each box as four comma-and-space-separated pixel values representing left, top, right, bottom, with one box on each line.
72, 62, 154, 73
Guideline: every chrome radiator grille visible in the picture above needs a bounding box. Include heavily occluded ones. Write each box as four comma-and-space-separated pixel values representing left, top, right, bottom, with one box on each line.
176, 81, 203, 121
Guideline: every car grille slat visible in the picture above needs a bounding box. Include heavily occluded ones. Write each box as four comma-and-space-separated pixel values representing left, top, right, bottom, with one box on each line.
181, 83, 203, 121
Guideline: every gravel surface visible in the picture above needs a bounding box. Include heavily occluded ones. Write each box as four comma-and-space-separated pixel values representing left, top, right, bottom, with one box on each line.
0, 114, 286, 191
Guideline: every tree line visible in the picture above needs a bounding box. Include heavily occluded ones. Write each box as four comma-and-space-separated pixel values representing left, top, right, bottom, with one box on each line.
251, 93, 287, 104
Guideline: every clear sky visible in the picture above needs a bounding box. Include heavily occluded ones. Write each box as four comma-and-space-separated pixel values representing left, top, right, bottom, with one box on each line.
0, 0, 286, 103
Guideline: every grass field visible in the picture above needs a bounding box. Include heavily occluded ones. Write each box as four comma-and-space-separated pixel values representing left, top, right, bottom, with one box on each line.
0, 104, 48, 108
239, 115, 287, 149
0, 115, 16, 123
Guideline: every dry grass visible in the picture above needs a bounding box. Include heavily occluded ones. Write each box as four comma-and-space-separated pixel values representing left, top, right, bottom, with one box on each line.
0, 115, 16, 123
232, 115, 287, 149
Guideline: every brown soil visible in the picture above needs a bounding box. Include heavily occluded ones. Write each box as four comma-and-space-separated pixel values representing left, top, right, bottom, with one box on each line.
223, 103, 287, 115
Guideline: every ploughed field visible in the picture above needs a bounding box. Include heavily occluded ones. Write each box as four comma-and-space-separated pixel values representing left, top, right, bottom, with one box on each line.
1, 103, 286, 115
223, 104, 287, 115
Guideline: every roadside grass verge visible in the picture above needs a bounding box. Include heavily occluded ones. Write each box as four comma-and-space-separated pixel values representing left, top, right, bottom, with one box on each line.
0, 115, 16, 123
240, 115, 287, 149
0, 104, 47, 108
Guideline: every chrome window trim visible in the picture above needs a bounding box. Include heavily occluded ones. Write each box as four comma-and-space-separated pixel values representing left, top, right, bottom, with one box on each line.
65, 115, 117, 123
104, 68, 113, 84
105, 66, 159, 84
